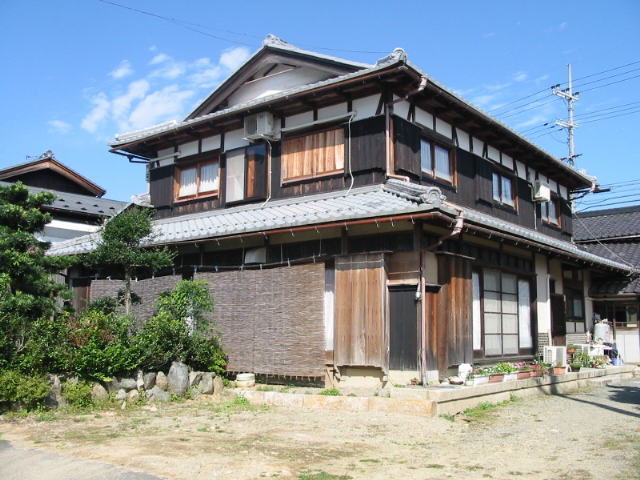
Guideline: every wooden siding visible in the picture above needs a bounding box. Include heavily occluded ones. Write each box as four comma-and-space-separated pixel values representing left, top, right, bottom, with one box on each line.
350, 115, 386, 172
334, 253, 388, 368
394, 116, 421, 177
424, 253, 473, 374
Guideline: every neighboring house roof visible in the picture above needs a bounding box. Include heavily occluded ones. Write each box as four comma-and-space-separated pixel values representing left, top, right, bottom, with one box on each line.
47, 180, 635, 275
590, 276, 640, 296
573, 205, 640, 242
109, 36, 594, 191
0, 151, 106, 197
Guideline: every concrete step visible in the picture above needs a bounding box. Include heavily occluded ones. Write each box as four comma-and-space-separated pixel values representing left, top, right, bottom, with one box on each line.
587, 376, 621, 387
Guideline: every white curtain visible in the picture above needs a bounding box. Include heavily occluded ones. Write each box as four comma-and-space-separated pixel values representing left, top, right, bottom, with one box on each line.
179, 167, 197, 197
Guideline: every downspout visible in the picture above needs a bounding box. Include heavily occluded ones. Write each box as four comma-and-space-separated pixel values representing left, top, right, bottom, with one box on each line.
419, 208, 465, 386
385, 75, 428, 182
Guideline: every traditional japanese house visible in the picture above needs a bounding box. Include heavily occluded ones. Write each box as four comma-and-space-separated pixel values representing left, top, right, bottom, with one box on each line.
50, 36, 637, 385
574, 206, 640, 364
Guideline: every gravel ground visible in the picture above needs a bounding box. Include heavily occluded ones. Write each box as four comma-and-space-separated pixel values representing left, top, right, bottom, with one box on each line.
1, 377, 639, 480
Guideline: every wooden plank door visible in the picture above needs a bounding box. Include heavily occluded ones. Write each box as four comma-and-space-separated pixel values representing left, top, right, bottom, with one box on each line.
551, 293, 566, 346
389, 286, 418, 371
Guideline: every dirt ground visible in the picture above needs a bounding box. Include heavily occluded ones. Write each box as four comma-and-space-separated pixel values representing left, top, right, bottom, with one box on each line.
1, 378, 640, 480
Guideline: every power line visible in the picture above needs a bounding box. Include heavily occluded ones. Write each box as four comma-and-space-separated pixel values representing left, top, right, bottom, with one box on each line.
97, 0, 389, 55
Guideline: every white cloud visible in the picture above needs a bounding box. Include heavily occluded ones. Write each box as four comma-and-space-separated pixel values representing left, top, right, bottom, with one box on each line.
150, 53, 170, 65
81, 93, 111, 133
126, 85, 195, 131
516, 114, 548, 128
513, 71, 528, 82
110, 60, 133, 79
48, 120, 71, 134
112, 79, 150, 122
219, 46, 251, 71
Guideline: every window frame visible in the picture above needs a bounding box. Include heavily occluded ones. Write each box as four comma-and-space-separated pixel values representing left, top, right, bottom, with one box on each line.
175, 157, 220, 201
281, 126, 345, 184
224, 143, 268, 205
472, 267, 534, 359
540, 196, 561, 226
492, 170, 516, 208
420, 137, 455, 185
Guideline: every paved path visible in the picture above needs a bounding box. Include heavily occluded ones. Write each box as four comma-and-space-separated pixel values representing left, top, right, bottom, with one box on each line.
0, 442, 163, 480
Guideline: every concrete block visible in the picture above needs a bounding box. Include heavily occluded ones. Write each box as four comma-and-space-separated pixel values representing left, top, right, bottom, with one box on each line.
303, 395, 370, 412
369, 397, 435, 417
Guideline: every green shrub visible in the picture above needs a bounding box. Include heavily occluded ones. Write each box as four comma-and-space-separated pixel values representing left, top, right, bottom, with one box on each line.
0, 370, 50, 412
68, 310, 138, 379
62, 379, 94, 408
318, 388, 341, 396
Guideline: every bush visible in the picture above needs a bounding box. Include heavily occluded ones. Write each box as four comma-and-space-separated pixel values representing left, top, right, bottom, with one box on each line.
68, 310, 138, 379
61, 379, 94, 408
0, 370, 50, 412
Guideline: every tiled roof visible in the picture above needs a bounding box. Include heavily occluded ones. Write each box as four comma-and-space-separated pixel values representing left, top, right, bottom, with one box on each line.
46, 180, 636, 274
590, 277, 640, 296
0, 181, 127, 218
578, 242, 640, 268
574, 206, 640, 241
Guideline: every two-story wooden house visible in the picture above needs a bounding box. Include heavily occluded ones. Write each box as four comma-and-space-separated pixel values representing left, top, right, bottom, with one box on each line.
50, 35, 636, 386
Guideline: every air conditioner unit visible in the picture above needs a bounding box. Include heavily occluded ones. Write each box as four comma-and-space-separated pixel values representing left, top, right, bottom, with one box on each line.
532, 181, 551, 202
244, 112, 273, 139
543, 346, 567, 366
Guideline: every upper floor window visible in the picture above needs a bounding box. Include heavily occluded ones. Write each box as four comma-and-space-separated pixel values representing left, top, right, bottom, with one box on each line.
176, 159, 219, 200
492, 171, 515, 207
420, 139, 453, 183
281, 128, 344, 183
225, 144, 267, 204
541, 197, 560, 226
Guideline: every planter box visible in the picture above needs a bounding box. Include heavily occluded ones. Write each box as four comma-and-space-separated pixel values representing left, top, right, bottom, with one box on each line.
552, 366, 567, 375
473, 375, 490, 386
530, 370, 543, 378
489, 373, 504, 383
517, 370, 531, 380
504, 372, 518, 382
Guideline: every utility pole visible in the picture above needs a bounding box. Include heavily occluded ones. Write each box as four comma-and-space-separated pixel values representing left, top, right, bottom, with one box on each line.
552, 64, 580, 166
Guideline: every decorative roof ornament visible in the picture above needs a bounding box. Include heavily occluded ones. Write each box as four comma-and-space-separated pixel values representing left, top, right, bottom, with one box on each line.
376, 48, 408, 66
263, 34, 293, 48
37, 150, 56, 160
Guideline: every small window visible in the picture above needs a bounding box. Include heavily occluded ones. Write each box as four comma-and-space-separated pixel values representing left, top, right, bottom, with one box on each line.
281, 128, 344, 182
492, 171, 515, 207
176, 160, 219, 199
421, 139, 453, 183
541, 197, 560, 226
225, 144, 268, 204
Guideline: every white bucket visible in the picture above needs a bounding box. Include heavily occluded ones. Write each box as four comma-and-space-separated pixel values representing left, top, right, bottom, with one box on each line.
458, 364, 473, 380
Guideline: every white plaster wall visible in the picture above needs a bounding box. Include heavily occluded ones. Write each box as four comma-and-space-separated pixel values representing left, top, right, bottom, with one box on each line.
286, 111, 314, 128
393, 97, 410, 120
202, 135, 221, 152
318, 103, 348, 120
352, 95, 379, 120
415, 107, 433, 129
225, 128, 248, 151
179, 140, 199, 157
535, 253, 551, 333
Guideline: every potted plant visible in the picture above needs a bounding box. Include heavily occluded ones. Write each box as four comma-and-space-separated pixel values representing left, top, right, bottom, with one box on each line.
569, 362, 582, 372
591, 355, 609, 368
515, 362, 533, 379
471, 367, 490, 386
496, 362, 518, 381
530, 361, 546, 378
567, 344, 580, 355
573, 352, 591, 368
552, 361, 567, 375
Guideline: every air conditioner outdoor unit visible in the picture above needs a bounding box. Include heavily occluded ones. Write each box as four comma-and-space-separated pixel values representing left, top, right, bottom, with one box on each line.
244, 112, 273, 138
543, 346, 567, 366
532, 180, 551, 202
580, 344, 605, 357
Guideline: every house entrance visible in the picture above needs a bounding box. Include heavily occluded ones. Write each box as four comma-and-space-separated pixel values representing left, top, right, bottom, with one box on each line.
551, 293, 566, 346
389, 285, 419, 371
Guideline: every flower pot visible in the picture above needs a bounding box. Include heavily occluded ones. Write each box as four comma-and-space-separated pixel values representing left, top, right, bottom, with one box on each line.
504, 372, 518, 382
530, 370, 543, 378
552, 366, 566, 375
473, 375, 489, 386
567, 348, 576, 355
464, 379, 474, 386
489, 373, 504, 383
570, 365, 581, 372
517, 370, 531, 380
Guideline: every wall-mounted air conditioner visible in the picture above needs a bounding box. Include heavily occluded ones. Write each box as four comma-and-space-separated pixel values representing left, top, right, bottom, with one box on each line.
543, 346, 567, 366
533, 181, 551, 202
244, 112, 273, 139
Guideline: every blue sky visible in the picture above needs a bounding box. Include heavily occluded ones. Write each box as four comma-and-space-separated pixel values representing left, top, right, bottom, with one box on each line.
1, 1, 638, 212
